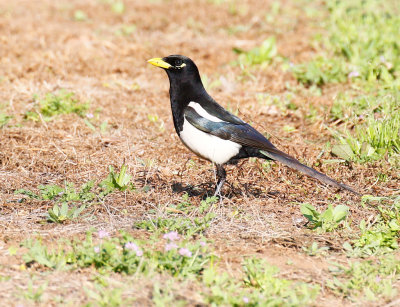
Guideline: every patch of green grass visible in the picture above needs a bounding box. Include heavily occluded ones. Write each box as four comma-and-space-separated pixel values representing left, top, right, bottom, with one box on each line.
203, 258, 319, 306
24, 90, 89, 122
300, 203, 349, 233
330, 91, 400, 162
233, 37, 278, 67
114, 24, 136, 36
20, 280, 47, 303
327, 256, 399, 301
110, 1, 125, 14
201, 74, 222, 92
325, 0, 400, 87
0, 112, 12, 128
74, 10, 88, 22
292, 56, 348, 86
152, 282, 187, 307
18, 228, 321, 305
343, 195, 400, 257
146, 113, 165, 132
14, 165, 134, 223
134, 194, 217, 237
256, 92, 298, 114
85, 281, 128, 306
302, 242, 329, 257
296, 1, 400, 164
22, 231, 214, 278
292, 0, 400, 88
15, 165, 133, 202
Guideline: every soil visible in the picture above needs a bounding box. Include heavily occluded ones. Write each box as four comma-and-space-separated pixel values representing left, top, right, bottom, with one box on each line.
0, 0, 398, 306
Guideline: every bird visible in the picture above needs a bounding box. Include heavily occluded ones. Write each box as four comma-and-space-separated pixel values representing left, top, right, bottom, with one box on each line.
148, 55, 360, 196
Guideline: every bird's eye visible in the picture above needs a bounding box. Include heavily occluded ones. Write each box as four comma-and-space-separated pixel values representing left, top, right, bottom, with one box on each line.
175, 59, 184, 66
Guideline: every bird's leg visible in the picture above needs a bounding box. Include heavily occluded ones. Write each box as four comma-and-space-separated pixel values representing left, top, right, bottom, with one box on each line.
214, 164, 226, 197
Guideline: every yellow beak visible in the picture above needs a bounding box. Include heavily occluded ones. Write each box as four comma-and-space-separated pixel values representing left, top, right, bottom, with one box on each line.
147, 58, 171, 69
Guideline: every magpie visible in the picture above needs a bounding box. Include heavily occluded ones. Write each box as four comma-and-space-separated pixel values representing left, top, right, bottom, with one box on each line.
148, 55, 359, 196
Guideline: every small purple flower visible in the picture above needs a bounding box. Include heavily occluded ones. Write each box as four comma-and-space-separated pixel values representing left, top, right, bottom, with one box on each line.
165, 242, 178, 251
163, 231, 180, 241
348, 70, 360, 78
200, 241, 206, 247
135, 249, 143, 257
125, 242, 138, 250
86, 113, 94, 118
380, 56, 386, 63
376, 276, 381, 282
124, 242, 143, 257
178, 247, 192, 257
94, 246, 100, 253
98, 230, 110, 239
243, 296, 249, 304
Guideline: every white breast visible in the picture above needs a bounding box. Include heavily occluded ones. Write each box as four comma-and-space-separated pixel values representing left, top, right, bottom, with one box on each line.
178, 102, 241, 165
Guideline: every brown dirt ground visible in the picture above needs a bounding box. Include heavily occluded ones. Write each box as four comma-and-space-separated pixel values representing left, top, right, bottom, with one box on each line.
0, 0, 399, 306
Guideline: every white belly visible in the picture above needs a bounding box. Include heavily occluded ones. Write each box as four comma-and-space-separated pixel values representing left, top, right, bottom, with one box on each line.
179, 118, 241, 165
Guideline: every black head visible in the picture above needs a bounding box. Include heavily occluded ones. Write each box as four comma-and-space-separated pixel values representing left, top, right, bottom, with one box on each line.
148, 55, 204, 93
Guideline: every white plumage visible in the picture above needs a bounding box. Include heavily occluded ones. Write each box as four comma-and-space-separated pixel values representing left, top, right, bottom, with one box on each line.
179, 102, 242, 165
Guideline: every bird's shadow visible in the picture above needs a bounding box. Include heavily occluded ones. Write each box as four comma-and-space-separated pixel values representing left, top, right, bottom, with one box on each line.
171, 181, 274, 200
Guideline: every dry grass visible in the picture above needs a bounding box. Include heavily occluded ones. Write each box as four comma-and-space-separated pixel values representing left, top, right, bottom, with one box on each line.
0, 0, 398, 305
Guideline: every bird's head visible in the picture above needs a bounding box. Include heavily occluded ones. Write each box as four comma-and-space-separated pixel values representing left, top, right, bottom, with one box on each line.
148, 55, 203, 92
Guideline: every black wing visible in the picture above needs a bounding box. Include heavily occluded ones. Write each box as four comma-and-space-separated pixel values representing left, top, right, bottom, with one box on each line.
184, 106, 277, 150
184, 106, 360, 195
196, 94, 245, 125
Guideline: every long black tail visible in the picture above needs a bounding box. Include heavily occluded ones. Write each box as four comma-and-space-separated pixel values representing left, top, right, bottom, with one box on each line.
259, 148, 360, 196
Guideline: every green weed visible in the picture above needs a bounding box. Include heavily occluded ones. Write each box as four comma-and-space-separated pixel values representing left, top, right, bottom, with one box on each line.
301, 203, 349, 233
292, 0, 400, 88
256, 92, 298, 114
115, 24, 136, 36
15, 165, 134, 223
98, 165, 134, 194
292, 56, 347, 86
134, 194, 217, 237
152, 282, 187, 307
47, 202, 86, 223
15, 165, 133, 202
21, 280, 48, 303
111, 1, 125, 14
203, 258, 319, 305
327, 256, 399, 301
25, 181, 94, 202
23, 239, 70, 269
201, 74, 222, 92
234, 37, 278, 67
0, 112, 12, 128
85, 282, 127, 306
24, 91, 89, 122
343, 195, 400, 257
332, 115, 400, 162
325, 0, 400, 87
100, 0, 126, 14
330, 90, 400, 163
243, 258, 319, 304
146, 114, 165, 132
302, 242, 329, 256
21, 231, 214, 278
74, 10, 88, 21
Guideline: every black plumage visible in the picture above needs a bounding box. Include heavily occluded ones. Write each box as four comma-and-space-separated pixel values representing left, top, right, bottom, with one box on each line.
148, 55, 359, 196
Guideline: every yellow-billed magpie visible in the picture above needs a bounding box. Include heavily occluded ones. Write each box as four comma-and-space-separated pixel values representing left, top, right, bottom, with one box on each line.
148, 55, 359, 196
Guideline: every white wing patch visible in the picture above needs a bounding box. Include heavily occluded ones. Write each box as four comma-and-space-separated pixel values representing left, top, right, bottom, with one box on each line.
179, 102, 241, 165
188, 101, 224, 123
